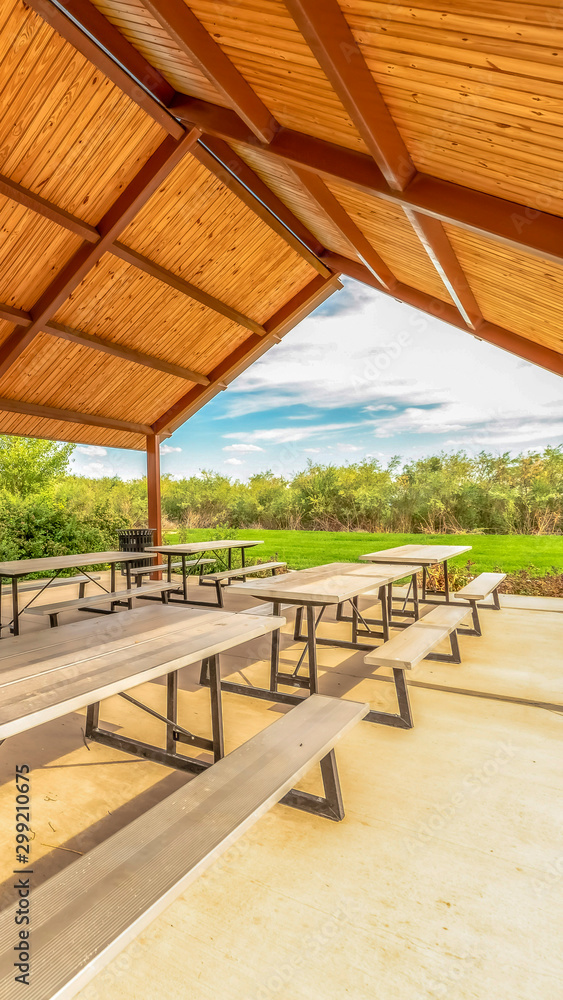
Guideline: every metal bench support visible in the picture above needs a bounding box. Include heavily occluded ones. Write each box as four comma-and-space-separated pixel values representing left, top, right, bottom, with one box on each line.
86, 656, 224, 772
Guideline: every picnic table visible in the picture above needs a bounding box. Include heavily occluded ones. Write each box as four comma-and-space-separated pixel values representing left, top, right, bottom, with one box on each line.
0, 551, 150, 637
0, 603, 285, 773
360, 544, 472, 606
145, 539, 265, 605
224, 561, 422, 706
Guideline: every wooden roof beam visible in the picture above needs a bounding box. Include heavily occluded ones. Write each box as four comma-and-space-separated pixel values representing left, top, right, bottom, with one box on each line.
193, 138, 330, 277
291, 167, 395, 289
141, 0, 278, 144
0, 396, 154, 436
323, 252, 563, 379
0, 129, 201, 382
153, 273, 342, 434
45, 322, 209, 385
110, 243, 266, 336
29, 0, 563, 274
27, 0, 182, 137
172, 101, 563, 270
402, 209, 482, 330
283, 0, 415, 191
0, 304, 209, 384
0, 174, 99, 242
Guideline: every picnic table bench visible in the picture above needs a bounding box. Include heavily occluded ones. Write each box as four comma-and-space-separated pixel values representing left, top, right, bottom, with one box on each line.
0, 694, 367, 1000
129, 557, 215, 581
455, 572, 506, 634
364, 603, 473, 727
24, 580, 177, 627
145, 540, 269, 606
201, 560, 287, 606
0, 551, 150, 636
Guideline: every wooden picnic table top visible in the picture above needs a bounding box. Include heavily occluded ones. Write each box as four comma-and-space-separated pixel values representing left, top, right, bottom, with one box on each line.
146, 540, 264, 555
359, 544, 472, 565
229, 561, 422, 605
0, 551, 144, 578
0, 604, 285, 741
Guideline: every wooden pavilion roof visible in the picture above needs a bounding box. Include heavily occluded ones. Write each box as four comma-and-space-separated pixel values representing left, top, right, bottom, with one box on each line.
0, 0, 562, 451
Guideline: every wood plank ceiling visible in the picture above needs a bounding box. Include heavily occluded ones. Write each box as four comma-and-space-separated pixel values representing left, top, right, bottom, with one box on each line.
0, 0, 561, 450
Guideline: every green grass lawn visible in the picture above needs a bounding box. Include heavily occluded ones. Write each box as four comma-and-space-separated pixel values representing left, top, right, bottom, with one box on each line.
163, 528, 563, 576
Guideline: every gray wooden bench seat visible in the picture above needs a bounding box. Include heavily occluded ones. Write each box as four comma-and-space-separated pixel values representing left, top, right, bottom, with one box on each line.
0, 694, 368, 1000
1, 573, 101, 598
129, 557, 215, 581
201, 561, 287, 607
454, 571, 506, 635
363, 605, 473, 729
24, 581, 178, 627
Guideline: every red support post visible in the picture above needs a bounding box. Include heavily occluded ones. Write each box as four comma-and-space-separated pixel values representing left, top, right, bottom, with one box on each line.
147, 435, 162, 577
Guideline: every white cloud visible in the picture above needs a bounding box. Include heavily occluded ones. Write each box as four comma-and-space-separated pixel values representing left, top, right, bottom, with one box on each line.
223, 443, 264, 453
224, 458, 244, 466
75, 445, 107, 457
224, 421, 370, 446
214, 279, 563, 456
80, 461, 110, 476
160, 444, 182, 455
304, 448, 321, 453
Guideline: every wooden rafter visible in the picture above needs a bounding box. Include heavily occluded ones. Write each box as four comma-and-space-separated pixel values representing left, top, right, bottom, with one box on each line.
0, 304, 209, 383
27, 0, 182, 137
0, 396, 154, 436
0, 175, 99, 243
280, 1, 479, 324
172, 102, 563, 272
32, 1, 563, 274
291, 168, 395, 289
323, 253, 563, 379
110, 243, 266, 336
141, 0, 278, 143
0, 129, 201, 381
283, 0, 415, 191
402, 210, 482, 330
45, 322, 209, 385
153, 274, 342, 434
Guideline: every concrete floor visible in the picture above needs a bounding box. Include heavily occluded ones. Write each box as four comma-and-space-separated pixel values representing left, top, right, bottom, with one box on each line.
0, 574, 562, 999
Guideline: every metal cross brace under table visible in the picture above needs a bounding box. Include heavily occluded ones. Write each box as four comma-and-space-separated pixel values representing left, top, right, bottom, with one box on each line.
0, 551, 144, 636
202, 563, 434, 729
145, 540, 264, 607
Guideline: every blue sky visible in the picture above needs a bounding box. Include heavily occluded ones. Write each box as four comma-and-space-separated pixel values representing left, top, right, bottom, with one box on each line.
70, 278, 563, 481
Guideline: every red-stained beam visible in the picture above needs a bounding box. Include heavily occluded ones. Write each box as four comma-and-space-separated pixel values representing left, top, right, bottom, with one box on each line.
0, 129, 201, 381
110, 242, 266, 336
153, 274, 342, 434
0, 396, 154, 435
323, 252, 563, 378
172, 101, 563, 272
291, 167, 395, 289
45, 321, 209, 385
27, 0, 182, 137
0, 303, 32, 327
283, 0, 415, 190
0, 304, 209, 383
141, 0, 278, 143
0, 175, 99, 242
146, 433, 162, 546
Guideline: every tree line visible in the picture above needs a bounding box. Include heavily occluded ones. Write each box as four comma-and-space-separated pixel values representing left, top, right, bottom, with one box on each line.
0, 436, 561, 565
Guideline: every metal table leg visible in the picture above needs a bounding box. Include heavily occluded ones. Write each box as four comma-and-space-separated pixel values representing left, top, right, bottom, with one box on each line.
11, 578, 19, 636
